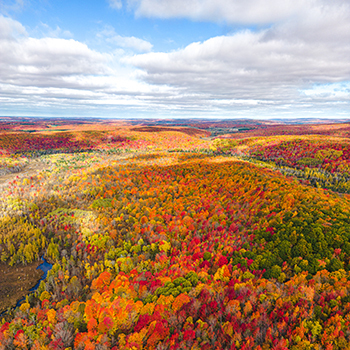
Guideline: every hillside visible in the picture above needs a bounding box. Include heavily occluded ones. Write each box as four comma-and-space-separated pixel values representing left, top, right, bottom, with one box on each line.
1, 118, 350, 349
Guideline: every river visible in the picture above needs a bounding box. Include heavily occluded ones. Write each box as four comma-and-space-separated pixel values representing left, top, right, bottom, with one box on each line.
27, 257, 53, 293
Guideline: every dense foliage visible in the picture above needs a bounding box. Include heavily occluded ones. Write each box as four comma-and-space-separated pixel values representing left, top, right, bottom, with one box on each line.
2, 119, 350, 349
212, 136, 350, 194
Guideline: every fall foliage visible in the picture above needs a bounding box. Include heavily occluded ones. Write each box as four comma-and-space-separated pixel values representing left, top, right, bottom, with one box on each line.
2, 118, 350, 349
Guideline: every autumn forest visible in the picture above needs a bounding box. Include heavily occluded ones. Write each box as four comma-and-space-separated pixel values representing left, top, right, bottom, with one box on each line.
1, 117, 350, 350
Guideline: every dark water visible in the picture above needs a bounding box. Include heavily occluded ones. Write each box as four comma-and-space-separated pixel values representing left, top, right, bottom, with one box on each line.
0, 257, 53, 315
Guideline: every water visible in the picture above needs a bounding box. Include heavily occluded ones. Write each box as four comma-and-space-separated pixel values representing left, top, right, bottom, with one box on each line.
28, 257, 53, 292
0, 257, 53, 316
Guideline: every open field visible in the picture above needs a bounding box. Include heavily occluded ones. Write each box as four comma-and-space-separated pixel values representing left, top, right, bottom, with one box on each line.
2, 118, 350, 349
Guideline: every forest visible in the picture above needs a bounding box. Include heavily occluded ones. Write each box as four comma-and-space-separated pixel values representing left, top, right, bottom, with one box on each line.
1, 117, 350, 349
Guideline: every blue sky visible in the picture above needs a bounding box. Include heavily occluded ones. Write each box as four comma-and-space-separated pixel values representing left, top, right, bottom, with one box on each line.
0, 0, 350, 119
9, 0, 226, 51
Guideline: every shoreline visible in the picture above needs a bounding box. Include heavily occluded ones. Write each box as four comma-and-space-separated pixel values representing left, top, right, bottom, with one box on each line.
0, 260, 44, 315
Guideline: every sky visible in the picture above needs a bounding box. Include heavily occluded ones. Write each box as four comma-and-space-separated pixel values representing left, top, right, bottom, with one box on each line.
0, 0, 350, 119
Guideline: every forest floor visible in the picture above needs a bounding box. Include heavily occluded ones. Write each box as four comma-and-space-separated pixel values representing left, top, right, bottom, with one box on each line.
0, 261, 43, 314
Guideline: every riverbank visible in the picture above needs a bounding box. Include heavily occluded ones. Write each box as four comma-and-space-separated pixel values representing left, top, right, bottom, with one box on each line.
0, 260, 43, 314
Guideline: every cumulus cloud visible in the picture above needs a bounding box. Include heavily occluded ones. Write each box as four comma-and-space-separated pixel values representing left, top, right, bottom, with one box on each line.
109, 35, 152, 52
1, 0, 350, 118
124, 0, 350, 116
98, 25, 153, 52
0, 15, 167, 116
128, 30, 349, 94
0, 22, 109, 88
0, 14, 26, 39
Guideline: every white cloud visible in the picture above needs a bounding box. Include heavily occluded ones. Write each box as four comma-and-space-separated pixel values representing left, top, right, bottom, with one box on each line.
124, 0, 350, 116
110, 35, 153, 52
1, 0, 350, 119
302, 83, 350, 99
127, 0, 307, 24
98, 25, 153, 52
128, 29, 350, 94
0, 14, 27, 39
108, 0, 123, 10
0, 34, 109, 86
0, 15, 172, 117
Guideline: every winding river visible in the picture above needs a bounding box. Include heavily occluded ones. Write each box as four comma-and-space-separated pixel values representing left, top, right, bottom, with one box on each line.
27, 257, 53, 293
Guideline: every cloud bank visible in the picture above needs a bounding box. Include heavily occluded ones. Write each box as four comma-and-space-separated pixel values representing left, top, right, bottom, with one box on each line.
0, 15, 168, 116
1, 0, 350, 118
125, 0, 350, 116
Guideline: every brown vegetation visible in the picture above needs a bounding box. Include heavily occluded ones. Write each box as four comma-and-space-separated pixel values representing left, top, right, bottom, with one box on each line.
0, 261, 43, 313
